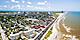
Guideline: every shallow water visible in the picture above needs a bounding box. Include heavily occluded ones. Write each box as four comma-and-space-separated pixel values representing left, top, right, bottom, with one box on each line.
64, 12, 80, 30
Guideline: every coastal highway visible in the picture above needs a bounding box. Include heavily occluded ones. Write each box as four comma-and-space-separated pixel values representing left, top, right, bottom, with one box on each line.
34, 19, 56, 40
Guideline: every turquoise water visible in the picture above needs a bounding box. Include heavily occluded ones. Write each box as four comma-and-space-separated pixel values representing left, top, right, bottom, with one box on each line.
64, 11, 80, 29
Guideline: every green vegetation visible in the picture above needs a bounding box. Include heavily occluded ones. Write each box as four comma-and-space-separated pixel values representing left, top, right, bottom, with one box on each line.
44, 28, 52, 40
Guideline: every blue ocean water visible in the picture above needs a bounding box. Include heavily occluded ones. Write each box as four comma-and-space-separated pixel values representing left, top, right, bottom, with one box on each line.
64, 11, 80, 29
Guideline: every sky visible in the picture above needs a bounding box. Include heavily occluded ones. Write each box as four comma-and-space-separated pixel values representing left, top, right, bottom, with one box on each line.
53, 0, 80, 11
0, 0, 80, 11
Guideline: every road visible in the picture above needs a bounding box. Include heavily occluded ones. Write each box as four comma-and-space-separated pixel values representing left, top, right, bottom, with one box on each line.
34, 19, 56, 40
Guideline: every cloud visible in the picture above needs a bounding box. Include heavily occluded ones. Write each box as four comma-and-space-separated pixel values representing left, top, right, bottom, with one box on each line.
10, 5, 21, 9
37, 2, 45, 5
27, 5, 33, 7
22, 1, 25, 3
6, 1, 10, 3
37, 1, 48, 5
11, 0, 19, 3
27, 2, 32, 4
11, 0, 15, 2
15, 1, 19, 3
3, 5, 7, 7
44, 1, 47, 3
